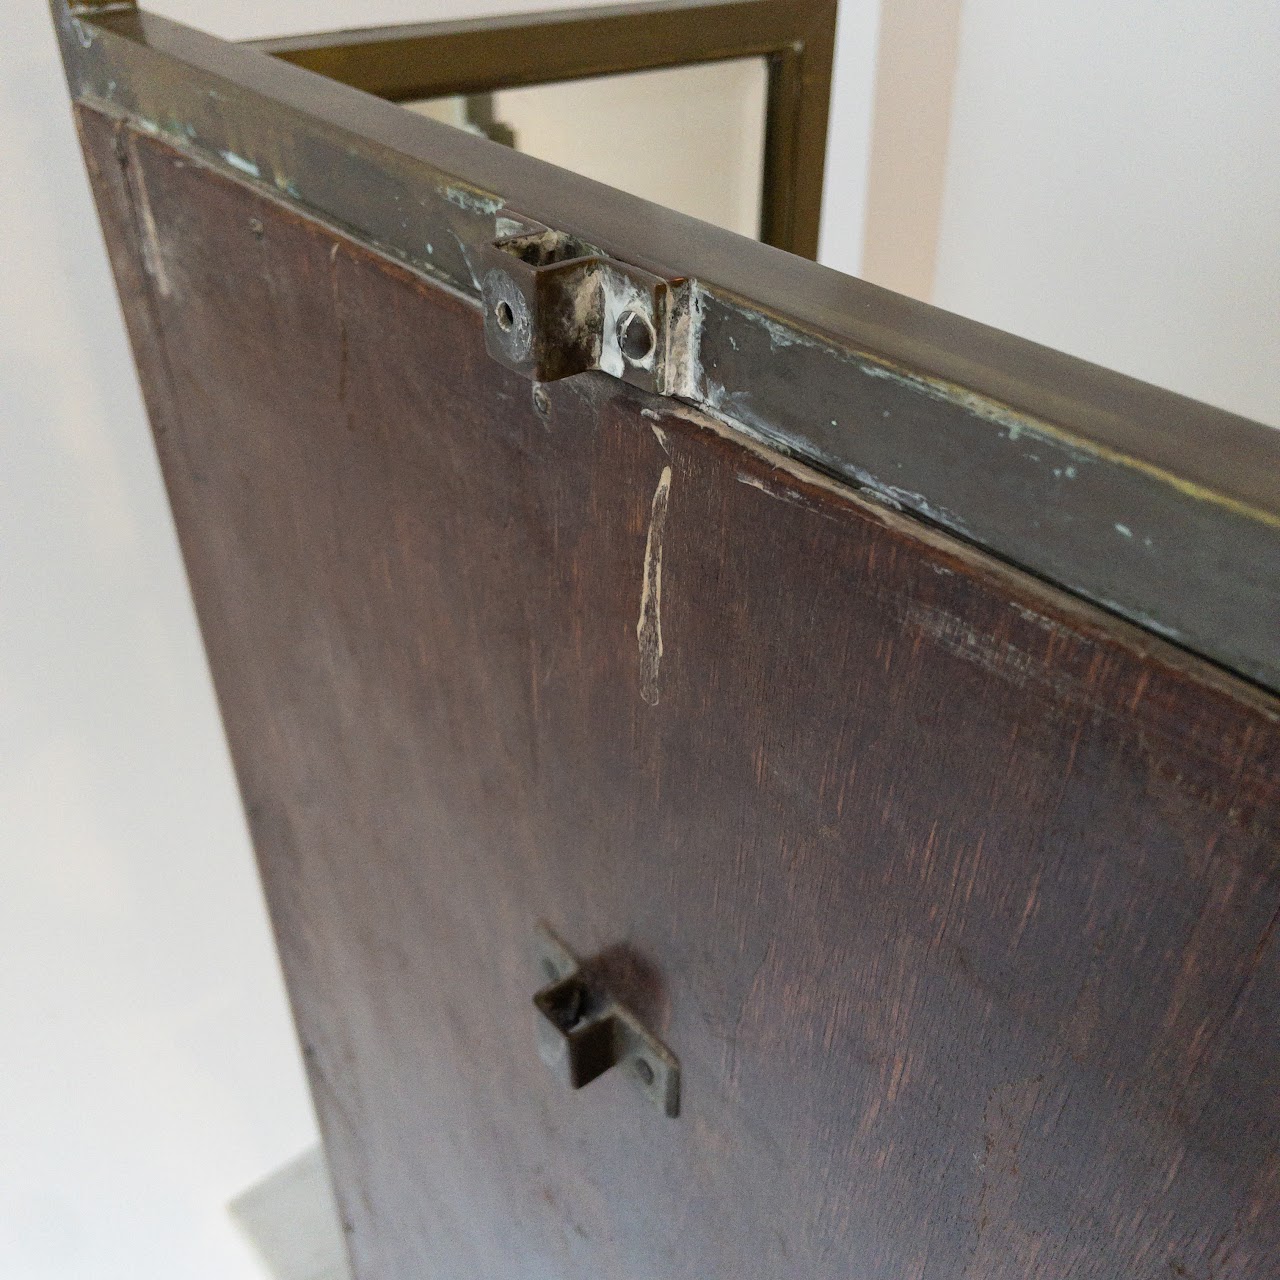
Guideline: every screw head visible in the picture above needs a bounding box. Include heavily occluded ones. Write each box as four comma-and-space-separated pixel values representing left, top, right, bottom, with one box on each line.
617, 309, 655, 364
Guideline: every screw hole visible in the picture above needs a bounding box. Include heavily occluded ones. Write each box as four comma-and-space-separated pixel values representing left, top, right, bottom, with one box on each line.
633, 1057, 655, 1086
547, 982, 586, 1032
618, 310, 655, 364
540, 956, 558, 981
495, 300, 515, 332
532, 386, 550, 416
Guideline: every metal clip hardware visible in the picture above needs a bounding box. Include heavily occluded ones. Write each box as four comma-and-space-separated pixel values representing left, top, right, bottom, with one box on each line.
532, 923, 680, 1118
481, 217, 697, 398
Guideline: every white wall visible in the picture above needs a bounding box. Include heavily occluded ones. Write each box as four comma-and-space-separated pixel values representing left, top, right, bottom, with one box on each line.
929, 0, 1280, 427
0, 9, 319, 1280
818, 0, 883, 275
859, 0, 963, 299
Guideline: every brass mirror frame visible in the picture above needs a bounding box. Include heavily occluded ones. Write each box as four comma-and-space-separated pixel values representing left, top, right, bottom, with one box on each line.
248, 0, 838, 259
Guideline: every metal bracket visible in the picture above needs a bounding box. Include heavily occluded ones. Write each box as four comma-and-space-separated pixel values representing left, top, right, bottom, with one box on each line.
532, 923, 680, 1117
481, 217, 697, 398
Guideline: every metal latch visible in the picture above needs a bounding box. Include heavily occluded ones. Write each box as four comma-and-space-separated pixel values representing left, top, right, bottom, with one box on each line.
481, 217, 697, 397
532, 923, 680, 1117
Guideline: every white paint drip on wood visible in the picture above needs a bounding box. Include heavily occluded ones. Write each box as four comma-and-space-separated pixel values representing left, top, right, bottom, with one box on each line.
132, 167, 172, 299
637, 464, 673, 706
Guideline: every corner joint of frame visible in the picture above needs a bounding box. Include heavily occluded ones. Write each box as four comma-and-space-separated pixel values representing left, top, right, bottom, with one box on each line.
478, 215, 704, 401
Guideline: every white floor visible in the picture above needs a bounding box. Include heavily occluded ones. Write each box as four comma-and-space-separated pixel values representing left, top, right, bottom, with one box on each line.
231, 1150, 351, 1280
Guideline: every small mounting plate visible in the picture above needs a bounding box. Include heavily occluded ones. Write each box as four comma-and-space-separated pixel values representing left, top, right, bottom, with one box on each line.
532, 923, 680, 1118
481, 216, 695, 398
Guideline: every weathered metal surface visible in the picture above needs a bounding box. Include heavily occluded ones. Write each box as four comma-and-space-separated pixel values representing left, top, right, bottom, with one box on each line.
480, 219, 697, 396
533, 924, 682, 1117
246, 0, 837, 260
50, 1, 1280, 691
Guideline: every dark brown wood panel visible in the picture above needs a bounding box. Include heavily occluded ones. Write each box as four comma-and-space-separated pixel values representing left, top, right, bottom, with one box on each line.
79, 107, 1280, 1280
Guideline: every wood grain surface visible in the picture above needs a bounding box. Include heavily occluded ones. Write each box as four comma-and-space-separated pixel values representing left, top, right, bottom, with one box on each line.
78, 106, 1280, 1279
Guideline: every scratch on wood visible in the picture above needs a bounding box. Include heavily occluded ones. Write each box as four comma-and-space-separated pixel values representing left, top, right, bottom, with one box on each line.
735, 470, 831, 516
637, 464, 673, 706
904, 599, 1043, 691
966, 1077, 1044, 1277
132, 163, 172, 298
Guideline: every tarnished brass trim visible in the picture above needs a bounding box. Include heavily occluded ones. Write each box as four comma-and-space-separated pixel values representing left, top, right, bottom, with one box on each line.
248, 0, 837, 260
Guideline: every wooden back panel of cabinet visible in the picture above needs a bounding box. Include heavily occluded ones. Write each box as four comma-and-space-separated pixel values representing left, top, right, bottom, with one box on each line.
67, 21, 1280, 1279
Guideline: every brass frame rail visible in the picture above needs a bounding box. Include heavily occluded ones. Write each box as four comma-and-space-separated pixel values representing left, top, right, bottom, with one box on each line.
248, 0, 838, 259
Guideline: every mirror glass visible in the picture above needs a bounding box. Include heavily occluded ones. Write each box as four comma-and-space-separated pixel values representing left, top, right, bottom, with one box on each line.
407, 58, 768, 240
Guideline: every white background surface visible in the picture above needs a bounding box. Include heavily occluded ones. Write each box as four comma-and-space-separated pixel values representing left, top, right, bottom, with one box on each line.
930, 0, 1280, 426
1, 1, 1275, 1277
